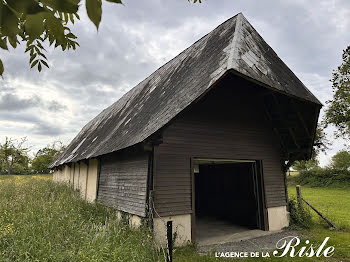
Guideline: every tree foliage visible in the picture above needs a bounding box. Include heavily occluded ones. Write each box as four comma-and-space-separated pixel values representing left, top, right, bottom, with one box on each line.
0, 138, 65, 174
292, 127, 330, 171
313, 127, 331, 156
0, 0, 201, 76
0, 137, 30, 174
324, 46, 350, 139
31, 141, 65, 173
330, 150, 350, 171
293, 157, 319, 172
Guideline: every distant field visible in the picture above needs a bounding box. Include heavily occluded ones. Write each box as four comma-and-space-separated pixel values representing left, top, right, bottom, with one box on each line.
286, 170, 299, 176
0, 174, 52, 181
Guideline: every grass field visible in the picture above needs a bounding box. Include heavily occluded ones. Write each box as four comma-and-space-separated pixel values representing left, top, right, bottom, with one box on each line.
0, 174, 53, 181
288, 186, 350, 230
0, 175, 160, 261
287, 171, 299, 176
0, 175, 349, 261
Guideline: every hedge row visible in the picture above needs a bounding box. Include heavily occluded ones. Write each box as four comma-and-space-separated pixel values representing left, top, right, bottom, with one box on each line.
296, 168, 350, 187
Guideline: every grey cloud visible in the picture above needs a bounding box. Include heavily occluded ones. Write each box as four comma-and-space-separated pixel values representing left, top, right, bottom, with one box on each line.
0, 92, 67, 113
47, 100, 67, 112
0, 112, 40, 123
0, 111, 65, 136
31, 121, 64, 136
0, 93, 40, 111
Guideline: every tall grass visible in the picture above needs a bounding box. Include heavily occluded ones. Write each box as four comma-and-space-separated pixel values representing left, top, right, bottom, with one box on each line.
0, 175, 160, 261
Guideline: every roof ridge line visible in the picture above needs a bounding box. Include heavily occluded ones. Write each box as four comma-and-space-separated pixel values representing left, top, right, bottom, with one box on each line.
227, 12, 243, 69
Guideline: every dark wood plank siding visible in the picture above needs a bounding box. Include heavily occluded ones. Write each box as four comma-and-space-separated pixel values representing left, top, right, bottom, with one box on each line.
98, 151, 149, 217
154, 75, 286, 216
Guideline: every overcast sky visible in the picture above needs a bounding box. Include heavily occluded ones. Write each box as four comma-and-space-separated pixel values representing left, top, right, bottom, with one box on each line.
0, 0, 349, 165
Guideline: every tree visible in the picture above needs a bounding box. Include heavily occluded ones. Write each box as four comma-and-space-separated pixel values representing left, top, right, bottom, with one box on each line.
324, 46, 350, 139
0, 137, 30, 174
330, 150, 350, 171
0, 0, 200, 76
292, 157, 319, 172
292, 127, 330, 171
31, 141, 65, 173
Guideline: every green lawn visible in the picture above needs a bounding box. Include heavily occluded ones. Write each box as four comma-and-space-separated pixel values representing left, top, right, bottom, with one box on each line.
0, 175, 349, 261
288, 186, 350, 230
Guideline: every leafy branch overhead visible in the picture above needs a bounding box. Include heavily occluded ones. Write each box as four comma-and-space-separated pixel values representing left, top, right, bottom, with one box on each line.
0, 0, 201, 76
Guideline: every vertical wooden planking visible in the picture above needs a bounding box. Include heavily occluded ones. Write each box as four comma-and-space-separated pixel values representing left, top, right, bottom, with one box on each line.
97, 151, 149, 217
154, 78, 286, 217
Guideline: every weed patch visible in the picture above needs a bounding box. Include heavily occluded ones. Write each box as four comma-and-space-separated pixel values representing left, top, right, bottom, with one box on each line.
288, 197, 313, 230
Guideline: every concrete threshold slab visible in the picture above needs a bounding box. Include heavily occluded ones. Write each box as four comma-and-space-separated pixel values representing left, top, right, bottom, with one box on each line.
198, 229, 282, 247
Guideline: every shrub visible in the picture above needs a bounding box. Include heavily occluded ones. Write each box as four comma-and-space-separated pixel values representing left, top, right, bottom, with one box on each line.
288, 197, 313, 230
296, 168, 350, 187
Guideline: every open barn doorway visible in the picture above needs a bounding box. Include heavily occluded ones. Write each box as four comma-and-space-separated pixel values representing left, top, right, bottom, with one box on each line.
193, 159, 267, 244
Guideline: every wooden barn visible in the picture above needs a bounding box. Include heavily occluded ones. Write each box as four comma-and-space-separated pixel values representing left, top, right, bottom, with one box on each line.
51, 13, 321, 246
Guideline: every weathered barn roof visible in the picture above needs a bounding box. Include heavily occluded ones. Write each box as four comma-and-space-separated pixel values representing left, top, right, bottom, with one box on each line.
51, 13, 321, 168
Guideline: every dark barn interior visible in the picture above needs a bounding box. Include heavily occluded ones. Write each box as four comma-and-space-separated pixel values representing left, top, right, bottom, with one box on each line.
194, 161, 264, 242
195, 163, 257, 226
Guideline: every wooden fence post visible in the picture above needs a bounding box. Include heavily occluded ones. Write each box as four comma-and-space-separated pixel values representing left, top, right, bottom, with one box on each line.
296, 185, 302, 207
